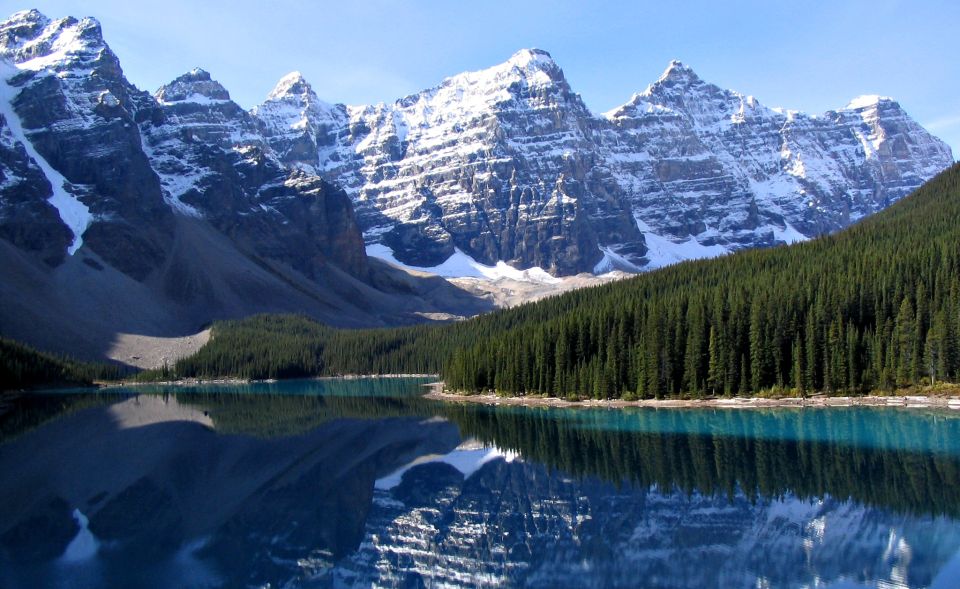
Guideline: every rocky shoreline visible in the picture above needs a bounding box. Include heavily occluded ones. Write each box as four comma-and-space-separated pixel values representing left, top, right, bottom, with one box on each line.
423, 383, 960, 410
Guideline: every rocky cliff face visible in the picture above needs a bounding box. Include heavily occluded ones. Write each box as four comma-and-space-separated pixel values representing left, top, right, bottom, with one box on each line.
602, 62, 952, 268
0, 10, 368, 282
256, 51, 954, 275
142, 67, 369, 280
0, 10, 173, 280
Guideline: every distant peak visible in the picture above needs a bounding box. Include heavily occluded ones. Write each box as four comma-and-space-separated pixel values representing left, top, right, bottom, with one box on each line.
0, 10, 51, 50
657, 59, 700, 84
185, 67, 211, 80
1, 10, 107, 66
4, 8, 48, 24
492, 47, 566, 86
507, 48, 555, 68
266, 70, 315, 101
156, 68, 231, 103
844, 94, 895, 110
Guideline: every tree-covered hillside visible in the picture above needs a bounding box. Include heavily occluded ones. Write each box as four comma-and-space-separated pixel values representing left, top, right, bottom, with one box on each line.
158, 163, 960, 398
0, 338, 123, 391
442, 162, 960, 398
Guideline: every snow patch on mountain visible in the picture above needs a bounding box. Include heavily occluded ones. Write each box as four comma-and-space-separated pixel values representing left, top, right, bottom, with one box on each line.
136, 132, 204, 218
634, 216, 731, 270
593, 246, 644, 274
367, 243, 559, 283
60, 509, 100, 562
845, 94, 891, 110
0, 11, 93, 71
0, 62, 91, 254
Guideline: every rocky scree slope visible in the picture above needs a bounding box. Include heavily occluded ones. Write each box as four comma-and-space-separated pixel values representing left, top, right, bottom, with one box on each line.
255, 50, 954, 275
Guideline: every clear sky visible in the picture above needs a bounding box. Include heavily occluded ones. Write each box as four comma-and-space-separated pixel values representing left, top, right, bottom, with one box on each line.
18, 0, 960, 155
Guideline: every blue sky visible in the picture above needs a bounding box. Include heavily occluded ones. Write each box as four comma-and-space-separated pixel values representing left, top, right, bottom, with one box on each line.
20, 0, 960, 154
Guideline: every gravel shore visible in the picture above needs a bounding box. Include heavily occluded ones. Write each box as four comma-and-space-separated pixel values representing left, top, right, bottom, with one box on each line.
423, 383, 960, 410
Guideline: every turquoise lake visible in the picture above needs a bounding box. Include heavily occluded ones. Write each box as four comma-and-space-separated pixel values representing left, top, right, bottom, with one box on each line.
1, 377, 959, 588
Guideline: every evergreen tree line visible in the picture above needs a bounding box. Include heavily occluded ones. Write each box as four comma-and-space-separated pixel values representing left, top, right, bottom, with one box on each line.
0, 337, 124, 391
161, 315, 450, 380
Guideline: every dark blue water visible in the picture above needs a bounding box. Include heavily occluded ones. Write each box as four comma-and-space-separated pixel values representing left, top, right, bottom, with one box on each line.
1, 378, 958, 588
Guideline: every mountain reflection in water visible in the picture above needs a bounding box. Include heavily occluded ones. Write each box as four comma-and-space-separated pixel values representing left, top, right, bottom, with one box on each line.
0, 378, 958, 588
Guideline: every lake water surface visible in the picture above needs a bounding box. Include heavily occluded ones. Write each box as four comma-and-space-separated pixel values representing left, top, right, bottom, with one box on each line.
1, 377, 959, 588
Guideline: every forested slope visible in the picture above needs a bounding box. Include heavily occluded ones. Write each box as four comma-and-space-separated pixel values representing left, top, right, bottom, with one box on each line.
0, 338, 123, 391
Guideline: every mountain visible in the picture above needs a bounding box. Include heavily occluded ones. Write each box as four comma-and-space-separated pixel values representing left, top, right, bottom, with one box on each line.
255, 50, 954, 275
0, 10, 489, 362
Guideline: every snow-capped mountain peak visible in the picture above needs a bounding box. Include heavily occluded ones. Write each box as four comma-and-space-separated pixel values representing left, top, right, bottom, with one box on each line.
421, 47, 568, 102
0, 9, 952, 283
0, 11, 106, 72
843, 94, 895, 111
640, 59, 716, 103
252, 70, 344, 173
0, 9, 52, 46
657, 59, 700, 83
506, 47, 558, 72
498, 47, 565, 86
0, 5, 373, 303
266, 70, 314, 101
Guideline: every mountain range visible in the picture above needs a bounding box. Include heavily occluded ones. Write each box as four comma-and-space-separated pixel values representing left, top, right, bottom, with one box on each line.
0, 9, 953, 361
254, 48, 953, 274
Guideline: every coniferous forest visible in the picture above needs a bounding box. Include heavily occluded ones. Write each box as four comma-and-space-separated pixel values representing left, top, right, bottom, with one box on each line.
442, 162, 960, 398
153, 163, 960, 399
0, 337, 123, 391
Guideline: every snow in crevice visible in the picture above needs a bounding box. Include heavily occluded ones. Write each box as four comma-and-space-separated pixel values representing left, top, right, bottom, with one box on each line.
0, 62, 92, 254
155, 94, 230, 107
593, 245, 643, 274
137, 127, 204, 218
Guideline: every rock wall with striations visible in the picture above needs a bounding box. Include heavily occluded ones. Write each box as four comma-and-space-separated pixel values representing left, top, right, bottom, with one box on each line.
256, 50, 954, 275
